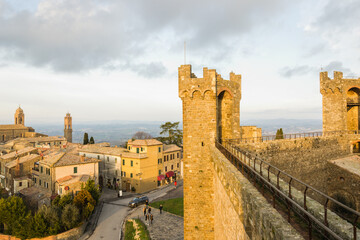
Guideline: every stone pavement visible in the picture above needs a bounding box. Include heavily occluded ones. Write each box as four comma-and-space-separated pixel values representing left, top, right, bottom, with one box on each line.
127, 205, 184, 240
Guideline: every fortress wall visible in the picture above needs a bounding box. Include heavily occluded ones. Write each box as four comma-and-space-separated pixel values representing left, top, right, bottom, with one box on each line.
238, 135, 360, 209
211, 146, 303, 240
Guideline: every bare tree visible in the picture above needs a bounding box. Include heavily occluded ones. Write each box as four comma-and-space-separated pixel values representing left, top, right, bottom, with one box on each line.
132, 131, 153, 139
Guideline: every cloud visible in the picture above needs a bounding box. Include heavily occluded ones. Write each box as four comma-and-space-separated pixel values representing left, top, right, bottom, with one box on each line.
279, 61, 356, 78
279, 65, 316, 78
0, 0, 288, 73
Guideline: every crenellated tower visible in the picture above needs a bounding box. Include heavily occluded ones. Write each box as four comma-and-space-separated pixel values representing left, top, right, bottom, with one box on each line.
179, 65, 241, 239
14, 107, 25, 125
64, 113, 72, 143
320, 71, 360, 132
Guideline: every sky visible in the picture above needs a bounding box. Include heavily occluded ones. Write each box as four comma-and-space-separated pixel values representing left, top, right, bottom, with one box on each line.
0, 0, 359, 125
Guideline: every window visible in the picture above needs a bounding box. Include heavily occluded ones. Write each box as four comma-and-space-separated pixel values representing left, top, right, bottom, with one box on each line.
115, 158, 117, 163
123, 171, 126, 177
34, 178, 37, 184
158, 147, 161, 152
158, 158, 162, 164
40, 166, 43, 173
177, 153, 179, 158
46, 182, 49, 188
158, 170, 161, 175
128, 146, 130, 150
98, 155, 100, 159
74, 167, 78, 173
39, 180, 42, 185
177, 163, 179, 168
165, 167, 167, 172
123, 159, 125, 165
44, 181, 46, 187
46, 168, 50, 175
131, 160, 133, 167
107, 157, 109, 162
171, 165, 173, 170
136, 148, 139, 153
115, 170, 118, 176
130, 173, 133, 178
19, 182, 22, 187
141, 147, 143, 151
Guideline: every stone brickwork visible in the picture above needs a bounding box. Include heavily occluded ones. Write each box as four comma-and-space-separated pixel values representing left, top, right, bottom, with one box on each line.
238, 134, 360, 211
179, 65, 241, 239
64, 113, 72, 143
321, 71, 360, 132
211, 146, 303, 240
240, 126, 262, 140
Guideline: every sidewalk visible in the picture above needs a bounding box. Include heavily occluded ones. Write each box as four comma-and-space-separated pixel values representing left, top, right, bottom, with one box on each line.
127, 206, 184, 240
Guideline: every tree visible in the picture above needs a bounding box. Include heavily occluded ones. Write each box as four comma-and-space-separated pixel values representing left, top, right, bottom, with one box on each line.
275, 128, 284, 140
83, 133, 89, 145
157, 122, 183, 146
57, 194, 73, 209
0, 196, 31, 238
61, 204, 80, 230
73, 190, 96, 220
82, 179, 100, 204
132, 131, 153, 139
89, 136, 95, 144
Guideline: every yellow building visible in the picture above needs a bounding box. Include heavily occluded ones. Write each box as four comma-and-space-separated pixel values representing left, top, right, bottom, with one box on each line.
122, 139, 164, 193
163, 144, 182, 182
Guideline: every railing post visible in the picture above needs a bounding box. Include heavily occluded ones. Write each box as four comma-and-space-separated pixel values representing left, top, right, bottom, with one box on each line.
304, 186, 308, 210
324, 198, 329, 227
354, 215, 359, 240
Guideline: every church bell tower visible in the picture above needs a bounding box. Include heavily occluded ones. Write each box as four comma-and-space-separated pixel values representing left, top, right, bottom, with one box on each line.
64, 113, 72, 143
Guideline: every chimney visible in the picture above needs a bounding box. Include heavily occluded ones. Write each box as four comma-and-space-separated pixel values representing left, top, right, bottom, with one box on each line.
80, 155, 85, 162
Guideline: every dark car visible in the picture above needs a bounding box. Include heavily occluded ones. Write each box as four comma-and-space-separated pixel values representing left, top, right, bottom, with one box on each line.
128, 196, 149, 208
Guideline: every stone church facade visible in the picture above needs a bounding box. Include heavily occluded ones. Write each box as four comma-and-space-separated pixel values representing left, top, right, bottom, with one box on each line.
0, 107, 35, 143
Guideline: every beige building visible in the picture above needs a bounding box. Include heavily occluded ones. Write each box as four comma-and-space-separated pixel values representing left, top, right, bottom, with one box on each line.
0, 107, 35, 143
162, 144, 182, 181
2, 154, 41, 193
32, 151, 100, 195
79, 146, 124, 187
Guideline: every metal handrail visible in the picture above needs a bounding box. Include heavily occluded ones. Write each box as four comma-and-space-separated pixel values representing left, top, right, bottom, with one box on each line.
216, 140, 360, 240
228, 130, 360, 144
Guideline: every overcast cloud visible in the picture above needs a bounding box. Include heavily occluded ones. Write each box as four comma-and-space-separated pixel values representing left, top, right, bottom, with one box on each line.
0, 0, 359, 124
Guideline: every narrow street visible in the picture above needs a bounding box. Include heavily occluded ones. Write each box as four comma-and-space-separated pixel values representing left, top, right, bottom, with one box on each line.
86, 182, 181, 240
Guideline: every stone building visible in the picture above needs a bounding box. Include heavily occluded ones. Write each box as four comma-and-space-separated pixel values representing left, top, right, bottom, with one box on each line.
178, 65, 241, 239
64, 113, 73, 143
321, 71, 360, 132
0, 107, 35, 143
32, 151, 100, 195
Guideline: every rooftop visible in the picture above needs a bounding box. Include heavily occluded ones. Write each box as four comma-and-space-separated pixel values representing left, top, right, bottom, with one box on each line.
56, 174, 90, 185
163, 144, 182, 153
5, 154, 40, 168
0, 147, 37, 160
329, 155, 360, 177
80, 146, 127, 155
0, 124, 30, 130
24, 136, 66, 143
128, 139, 163, 146
53, 153, 100, 167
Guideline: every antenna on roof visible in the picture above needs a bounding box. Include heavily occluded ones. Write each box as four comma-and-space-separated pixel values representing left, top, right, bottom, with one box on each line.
184, 41, 186, 65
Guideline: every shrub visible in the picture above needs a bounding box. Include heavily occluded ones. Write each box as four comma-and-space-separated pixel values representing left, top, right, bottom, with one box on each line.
82, 179, 100, 204
73, 190, 96, 220
61, 204, 80, 230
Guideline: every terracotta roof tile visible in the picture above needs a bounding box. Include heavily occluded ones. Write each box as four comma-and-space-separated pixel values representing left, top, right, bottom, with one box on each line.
128, 139, 163, 146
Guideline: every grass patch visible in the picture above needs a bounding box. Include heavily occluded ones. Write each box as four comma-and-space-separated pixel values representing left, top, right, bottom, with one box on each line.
150, 197, 183, 217
134, 219, 150, 240
124, 220, 135, 240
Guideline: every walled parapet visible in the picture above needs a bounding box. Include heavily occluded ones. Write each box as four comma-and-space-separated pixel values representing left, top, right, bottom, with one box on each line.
320, 71, 360, 132
210, 145, 303, 240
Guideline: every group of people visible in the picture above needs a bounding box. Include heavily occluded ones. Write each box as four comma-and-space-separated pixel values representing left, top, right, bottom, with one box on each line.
143, 200, 164, 225
143, 201, 154, 225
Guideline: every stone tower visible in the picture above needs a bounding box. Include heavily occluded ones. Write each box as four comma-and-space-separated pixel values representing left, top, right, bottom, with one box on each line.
14, 107, 25, 125
179, 65, 241, 239
64, 113, 72, 143
320, 71, 360, 132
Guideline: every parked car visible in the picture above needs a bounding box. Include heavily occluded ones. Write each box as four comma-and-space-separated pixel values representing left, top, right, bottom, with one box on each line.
128, 196, 149, 208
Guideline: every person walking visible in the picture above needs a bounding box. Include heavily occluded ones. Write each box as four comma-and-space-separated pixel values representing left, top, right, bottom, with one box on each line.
145, 213, 148, 222
174, 180, 177, 189
148, 206, 152, 214
159, 204, 163, 214
143, 207, 147, 217
150, 214, 154, 225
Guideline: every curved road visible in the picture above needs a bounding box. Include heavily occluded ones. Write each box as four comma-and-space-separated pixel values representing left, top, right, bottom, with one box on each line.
88, 184, 177, 240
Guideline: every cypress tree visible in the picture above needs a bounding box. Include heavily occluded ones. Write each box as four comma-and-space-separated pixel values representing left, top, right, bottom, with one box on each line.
89, 136, 95, 144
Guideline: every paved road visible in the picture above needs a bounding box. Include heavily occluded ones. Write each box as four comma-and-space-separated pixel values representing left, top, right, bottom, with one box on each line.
87, 184, 176, 240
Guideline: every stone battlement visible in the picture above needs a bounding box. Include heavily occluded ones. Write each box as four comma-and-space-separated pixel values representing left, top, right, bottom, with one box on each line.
178, 65, 241, 100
